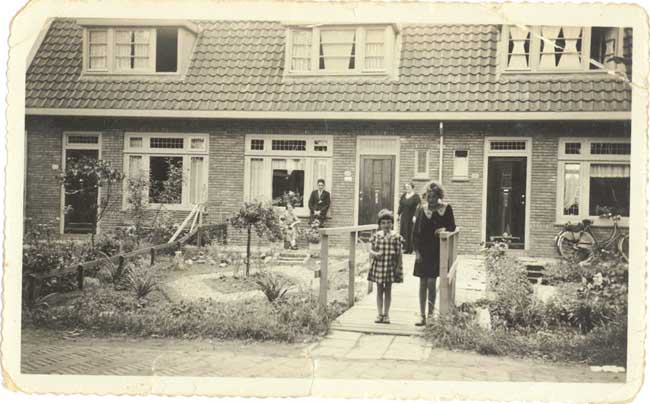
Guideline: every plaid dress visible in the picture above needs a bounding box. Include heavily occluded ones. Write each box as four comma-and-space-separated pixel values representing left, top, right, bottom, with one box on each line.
367, 230, 404, 285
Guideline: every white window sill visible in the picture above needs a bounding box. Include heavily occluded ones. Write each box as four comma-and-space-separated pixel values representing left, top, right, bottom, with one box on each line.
450, 177, 470, 182
555, 217, 629, 228
412, 174, 430, 181
81, 72, 183, 80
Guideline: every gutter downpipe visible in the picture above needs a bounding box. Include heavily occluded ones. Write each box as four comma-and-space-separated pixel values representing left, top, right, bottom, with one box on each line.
438, 121, 444, 183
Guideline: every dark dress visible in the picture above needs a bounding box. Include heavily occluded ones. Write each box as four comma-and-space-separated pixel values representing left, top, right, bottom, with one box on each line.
398, 192, 421, 253
412, 204, 456, 278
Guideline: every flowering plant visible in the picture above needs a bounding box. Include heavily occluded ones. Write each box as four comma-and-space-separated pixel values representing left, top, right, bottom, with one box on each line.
305, 218, 321, 244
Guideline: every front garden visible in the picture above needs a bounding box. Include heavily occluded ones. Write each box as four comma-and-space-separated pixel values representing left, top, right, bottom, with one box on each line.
426, 243, 628, 367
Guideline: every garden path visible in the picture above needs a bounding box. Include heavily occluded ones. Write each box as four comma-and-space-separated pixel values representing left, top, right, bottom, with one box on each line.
330, 254, 488, 335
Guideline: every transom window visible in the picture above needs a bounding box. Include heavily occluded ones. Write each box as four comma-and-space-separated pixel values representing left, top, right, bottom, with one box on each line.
286, 25, 397, 76
84, 27, 179, 74
557, 138, 630, 223
245, 135, 333, 216
502, 26, 624, 72
490, 141, 527, 151
124, 133, 208, 209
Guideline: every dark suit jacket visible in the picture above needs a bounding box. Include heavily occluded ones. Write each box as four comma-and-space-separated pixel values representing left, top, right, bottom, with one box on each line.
308, 190, 331, 216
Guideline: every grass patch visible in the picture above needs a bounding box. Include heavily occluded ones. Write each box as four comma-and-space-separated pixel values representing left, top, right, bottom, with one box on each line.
27, 286, 340, 343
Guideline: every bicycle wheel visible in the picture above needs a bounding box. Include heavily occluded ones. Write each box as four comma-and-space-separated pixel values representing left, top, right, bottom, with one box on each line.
557, 231, 595, 263
618, 235, 629, 263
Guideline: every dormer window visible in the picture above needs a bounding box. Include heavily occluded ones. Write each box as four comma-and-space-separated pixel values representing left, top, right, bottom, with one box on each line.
83, 25, 183, 74
501, 25, 625, 73
285, 24, 397, 76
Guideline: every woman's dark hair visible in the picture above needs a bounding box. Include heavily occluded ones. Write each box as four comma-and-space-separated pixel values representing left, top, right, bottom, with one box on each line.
405, 182, 414, 190
425, 181, 445, 204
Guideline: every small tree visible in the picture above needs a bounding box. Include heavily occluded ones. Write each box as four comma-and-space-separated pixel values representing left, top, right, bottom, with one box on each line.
229, 200, 283, 276
58, 156, 124, 247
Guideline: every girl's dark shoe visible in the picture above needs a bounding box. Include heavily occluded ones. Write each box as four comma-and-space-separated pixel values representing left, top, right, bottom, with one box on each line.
415, 316, 426, 326
374, 315, 384, 324
382, 315, 391, 324
290, 245, 299, 250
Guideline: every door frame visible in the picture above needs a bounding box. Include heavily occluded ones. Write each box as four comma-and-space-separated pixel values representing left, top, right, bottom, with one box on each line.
60, 132, 103, 235
354, 136, 400, 226
481, 136, 532, 250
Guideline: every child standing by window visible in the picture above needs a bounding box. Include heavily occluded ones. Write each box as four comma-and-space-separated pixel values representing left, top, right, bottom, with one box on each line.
280, 203, 300, 250
367, 209, 404, 324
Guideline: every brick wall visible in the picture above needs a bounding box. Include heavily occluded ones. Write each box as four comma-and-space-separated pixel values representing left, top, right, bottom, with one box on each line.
25, 117, 630, 258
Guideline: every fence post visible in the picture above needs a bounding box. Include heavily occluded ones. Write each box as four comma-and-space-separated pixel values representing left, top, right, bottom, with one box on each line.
27, 274, 36, 306
319, 233, 329, 306
77, 265, 84, 290
348, 231, 356, 307
197, 227, 202, 247
438, 235, 450, 316
223, 224, 228, 245
150, 247, 156, 265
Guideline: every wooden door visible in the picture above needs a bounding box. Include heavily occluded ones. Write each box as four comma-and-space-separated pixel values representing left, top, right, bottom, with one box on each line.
486, 157, 527, 249
358, 156, 395, 225
63, 149, 99, 234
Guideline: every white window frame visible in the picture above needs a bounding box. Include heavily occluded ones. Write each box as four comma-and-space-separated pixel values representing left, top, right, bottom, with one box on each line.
452, 149, 470, 180
60, 132, 103, 235
284, 25, 396, 76
556, 138, 630, 226
82, 27, 181, 75
244, 134, 334, 217
413, 149, 430, 179
500, 25, 623, 73
123, 133, 209, 210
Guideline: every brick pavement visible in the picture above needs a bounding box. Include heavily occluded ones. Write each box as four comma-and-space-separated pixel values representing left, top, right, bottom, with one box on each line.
21, 328, 625, 383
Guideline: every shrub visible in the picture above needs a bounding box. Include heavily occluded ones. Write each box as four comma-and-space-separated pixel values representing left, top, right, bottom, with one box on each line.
254, 271, 293, 302
126, 262, 158, 300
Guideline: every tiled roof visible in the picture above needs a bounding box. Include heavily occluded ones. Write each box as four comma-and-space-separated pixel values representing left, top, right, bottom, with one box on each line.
26, 19, 632, 114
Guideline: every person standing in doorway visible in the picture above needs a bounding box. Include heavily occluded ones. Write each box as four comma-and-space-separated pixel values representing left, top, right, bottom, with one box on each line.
368, 209, 404, 324
412, 181, 456, 326
308, 179, 331, 225
397, 182, 421, 254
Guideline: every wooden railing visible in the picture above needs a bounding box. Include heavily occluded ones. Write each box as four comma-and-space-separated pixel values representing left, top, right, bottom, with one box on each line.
25, 222, 227, 305
437, 228, 461, 316
318, 224, 379, 306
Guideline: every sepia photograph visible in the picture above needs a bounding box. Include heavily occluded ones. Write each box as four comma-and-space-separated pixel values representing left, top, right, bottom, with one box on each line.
2, 0, 648, 401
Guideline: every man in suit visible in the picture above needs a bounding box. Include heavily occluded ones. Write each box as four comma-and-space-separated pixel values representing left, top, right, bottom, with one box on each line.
308, 179, 331, 225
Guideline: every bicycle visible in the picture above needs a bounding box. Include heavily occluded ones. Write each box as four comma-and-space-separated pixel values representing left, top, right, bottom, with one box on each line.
555, 213, 629, 265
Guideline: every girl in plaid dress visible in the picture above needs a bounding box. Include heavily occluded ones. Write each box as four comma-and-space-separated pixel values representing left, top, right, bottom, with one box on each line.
368, 209, 404, 324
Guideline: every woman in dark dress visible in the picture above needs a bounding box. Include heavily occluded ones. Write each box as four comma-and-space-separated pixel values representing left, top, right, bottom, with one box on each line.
412, 181, 456, 326
397, 182, 421, 254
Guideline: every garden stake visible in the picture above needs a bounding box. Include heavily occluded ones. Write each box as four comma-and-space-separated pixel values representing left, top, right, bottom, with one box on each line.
77, 265, 84, 290
150, 247, 155, 265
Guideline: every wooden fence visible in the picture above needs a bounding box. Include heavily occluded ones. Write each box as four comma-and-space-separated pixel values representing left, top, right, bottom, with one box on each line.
25, 223, 227, 305
317, 224, 379, 306
437, 228, 461, 316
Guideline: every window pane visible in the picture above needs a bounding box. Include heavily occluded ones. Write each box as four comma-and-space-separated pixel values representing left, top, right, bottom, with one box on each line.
271, 139, 306, 151
416, 150, 427, 174
88, 30, 107, 70
129, 137, 143, 148
490, 141, 526, 150
67, 135, 99, 144
115, 30, 151, 70
590, 142, 631, 155
291, 30, 312, 71
156, 27, 178, 72
313, 159, 329, 190
564, 142, 581, 154
271, 159, 305, 207
249, 158, 266, 201
190, 138, 205, 150
563, 163, 580, 215
149, 156, 183, 204
251, 139, 264, 151
507, 26, 530, 69
453, 150, 469, 178
150, 137, 184, 149
365, 29, 385, 70
189, 157, 205, 204
314, 140, 328, 152
320, 30, 356, 71
589, 164, 630, 216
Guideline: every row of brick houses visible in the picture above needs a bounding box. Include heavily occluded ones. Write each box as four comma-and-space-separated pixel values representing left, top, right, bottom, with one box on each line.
24, 18, 632, 257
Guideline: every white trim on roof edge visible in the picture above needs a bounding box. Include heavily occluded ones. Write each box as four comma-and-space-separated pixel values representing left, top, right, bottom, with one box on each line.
25, 108, 631, 121
76, 19, 200, 34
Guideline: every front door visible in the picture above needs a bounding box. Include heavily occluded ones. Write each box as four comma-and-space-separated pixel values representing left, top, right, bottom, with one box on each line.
358, 155, 395, 225
63, 149, 99, 234
486, 157, 527, 249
